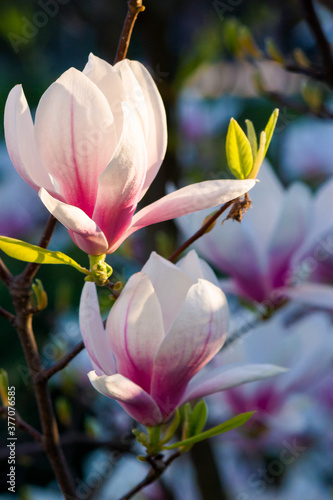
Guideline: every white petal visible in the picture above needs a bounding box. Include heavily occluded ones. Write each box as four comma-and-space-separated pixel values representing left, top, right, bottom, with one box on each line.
83, 53, 126, 141
116, 60, 167, 198
79, 282, 115, 375
88, 371, 163, 425
151, 279, 228, 418
4, 85, 54, 192
107, 272, 165, 394
141, 252, 194, 333
181, 363, 288, 404
177, 250, 220, 286
34, 68, 117, 216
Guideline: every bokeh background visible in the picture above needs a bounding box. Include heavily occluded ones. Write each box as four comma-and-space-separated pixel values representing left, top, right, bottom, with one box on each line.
1, 0, 333, 498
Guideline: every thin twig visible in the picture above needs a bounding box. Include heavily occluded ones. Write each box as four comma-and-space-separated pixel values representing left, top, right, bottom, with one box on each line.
168, 199, 236, 263
23, 215, 57, 282
284, 63, 327, 81
264, 90, 333, 120
0, 405, 42, 442
301, 0, 333, 72
120, 451, 181, 500
114, 0, 145, 63
0, 432, 133, 461
0, 257, 13, 288
0, 307, 15, 324
43, 341, 85, 380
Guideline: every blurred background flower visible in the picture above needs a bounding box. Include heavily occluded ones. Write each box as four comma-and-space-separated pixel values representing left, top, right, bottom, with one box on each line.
1, 0, 333, 497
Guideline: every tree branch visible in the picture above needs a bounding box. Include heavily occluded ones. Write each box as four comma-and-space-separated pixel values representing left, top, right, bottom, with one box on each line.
9, 274, 77, 498
168, 199, 236, 263
43, 341, 85, 380
0, 257, 13, 288
0, 405, 42, 442
119, 451, 181, 500
0, 307, 15, 325
114, 0, 145, 63
301, 0, 333, 72
22, 215, 57, 282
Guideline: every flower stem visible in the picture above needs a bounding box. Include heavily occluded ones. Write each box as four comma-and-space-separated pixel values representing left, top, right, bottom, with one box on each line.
114, 0, 145, 63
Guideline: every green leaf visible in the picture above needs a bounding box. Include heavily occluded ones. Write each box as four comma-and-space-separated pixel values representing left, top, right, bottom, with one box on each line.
263, 108, 279, 156
189, 400, 208, 437
248, 131, 266, 179
226, 118, 253, 179
31, 279, 48, 310
163, 411, 255, 450
160, 409, 180, 445
0, 236, 89, 275
245, 119, 258, 161
0, 369, 9, 406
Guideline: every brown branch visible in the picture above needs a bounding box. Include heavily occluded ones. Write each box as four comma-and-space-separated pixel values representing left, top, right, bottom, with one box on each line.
0, 405, 42, 442
22, 215, 57, 282
114, 0, 145, 63
9, 274, 76, 498
0, 257, 13, 288
0, 307, 15, 324
43, 341, 85, 380
301, 0, 333, 72
168, 199, 236, 263
120, 451, 181, 500
284, 63, 327, 81
264, 89, 333, 120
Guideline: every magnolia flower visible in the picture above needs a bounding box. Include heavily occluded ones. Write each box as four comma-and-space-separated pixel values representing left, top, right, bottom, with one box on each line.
176, 163, 311, 303
217, 306, 333, 445
79, 250, 285, 426
4, 54, 255, 255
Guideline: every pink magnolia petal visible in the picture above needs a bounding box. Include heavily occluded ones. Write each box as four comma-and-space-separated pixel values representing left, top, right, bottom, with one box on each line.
116, 60, 167, 199
245, 163, 284, 260
291, 178, 333, 273
88, 371, 162, 425
93, 103, 147, 248
4, 85, 54, 192
34, 68, 117, 217
107, 273, 164, 394
39, 188, 108, 254
114, 60, 149, 137
79, 283, 115, 376
181, 364, 287, 405
268, 183, 310, 288
109, 179, 257, 252
141, 252, 193, 333
151, 279, 228, 418
83, 53, 126, 141
178, 210, 267, 302
283, 283, 333, 311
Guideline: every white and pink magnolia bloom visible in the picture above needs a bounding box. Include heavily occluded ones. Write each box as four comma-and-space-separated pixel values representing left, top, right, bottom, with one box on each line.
79, 250, 285, 426
216, 306, 333, 447
176, 163, 311, 303
4, 54, 255, 255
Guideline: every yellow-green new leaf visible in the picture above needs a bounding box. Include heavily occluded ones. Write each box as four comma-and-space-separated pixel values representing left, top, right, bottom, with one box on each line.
245, 119, 258, 160
0, 369, 9, 407
164, 411, 255, 450
226, 118, 253, 179
264, 108, 279, 156
248, 131, 266, 179
0, 236, 89, 275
